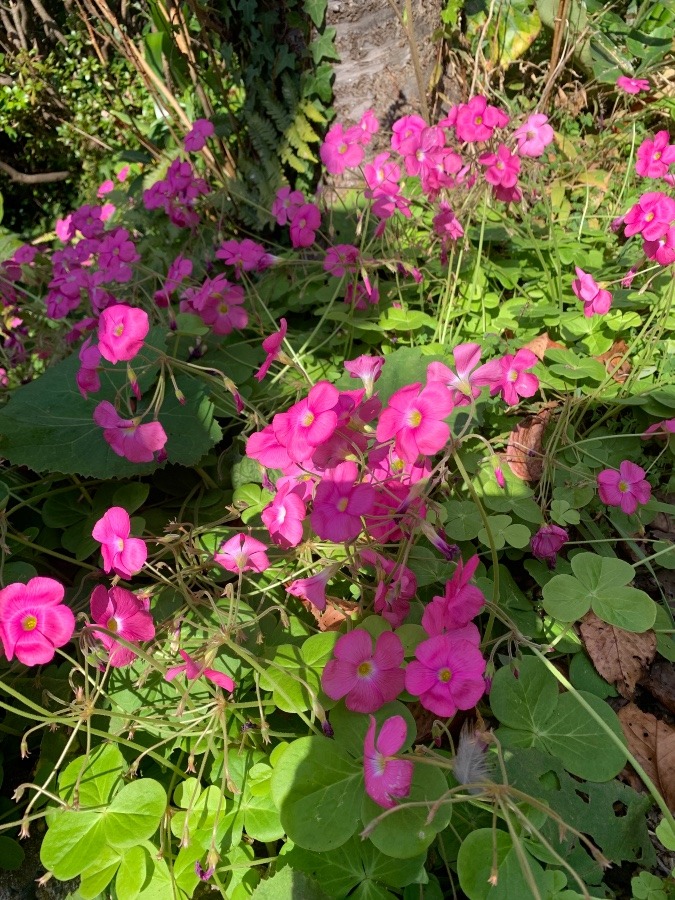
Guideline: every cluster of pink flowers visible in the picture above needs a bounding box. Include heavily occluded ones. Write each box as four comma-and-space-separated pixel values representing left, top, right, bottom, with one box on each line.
143, 159, 210, 229
180, 273, 248, 335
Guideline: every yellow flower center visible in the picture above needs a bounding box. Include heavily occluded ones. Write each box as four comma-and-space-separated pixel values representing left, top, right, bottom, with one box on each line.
337, 497, 349, 513
407, 409, 422, 428
618, 480, 628, 493
113, 324, 124, 337
475, 116, 483, 125
358, 661, 372, 677
107, 617, 119, 633
301, 411, 315, 427
218, 302, 229, 315
654, 151, 662, 160
438, 667, 453, 683
22, 615, 38, 632
645, 211, 655, 222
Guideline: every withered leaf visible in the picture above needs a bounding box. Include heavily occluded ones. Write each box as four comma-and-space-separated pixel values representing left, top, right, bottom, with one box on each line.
596, 340, 631, 384
640, 660, 675, 716
505, 407, 554, 482
580, 610, 656, 698
618, 703, 675, 812
523, 332, 565, 361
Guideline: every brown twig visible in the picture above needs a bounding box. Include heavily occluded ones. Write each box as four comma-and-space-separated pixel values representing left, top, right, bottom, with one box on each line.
0, 160, 70, 183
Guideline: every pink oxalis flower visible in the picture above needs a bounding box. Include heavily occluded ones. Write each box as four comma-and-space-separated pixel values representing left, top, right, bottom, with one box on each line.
215, 534, 270, 573
513, 113, 554, 157
0, 577, 75, 666
572, 267, 613, 317
616, 76, 650, 95
90, 585, 155, 667
597, 461, 652, 515
311, 461, 376, 543
92, 506, 147, 578
322, 629, 406, 713
530, 524, 568, 569
405, 632, 486, 717
184, 119, 214, 152
93, 402, 168, 464
255, 318, 287, 382
636, 131, 675, 180
289, 203, 321, 248
166, 649, 235, 692
421, 555, 485, 634
376, 381, 453, 463
344, 355, 385, 397
97, 304, 150, 364
364, 715, 414, 809
286, 567, 336, 612
478, 349, 539, 406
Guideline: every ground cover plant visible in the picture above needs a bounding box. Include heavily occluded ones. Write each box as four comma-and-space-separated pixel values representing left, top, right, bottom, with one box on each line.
0, 58, 674, 900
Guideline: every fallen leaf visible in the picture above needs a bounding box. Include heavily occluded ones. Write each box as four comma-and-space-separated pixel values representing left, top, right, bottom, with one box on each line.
618, 703, 675, 812
300, 597, 355, 632
640, 660, 675, 716
505, 407, 554, 481
596, 340, 631, 383
523, 332, 565, 361
580, 611, 656, 698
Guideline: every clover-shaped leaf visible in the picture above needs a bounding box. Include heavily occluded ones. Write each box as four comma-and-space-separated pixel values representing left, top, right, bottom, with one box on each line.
542, 552, 656, 632
490, 656, 627, 781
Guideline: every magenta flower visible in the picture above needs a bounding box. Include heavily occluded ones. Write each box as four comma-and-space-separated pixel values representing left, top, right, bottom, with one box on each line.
184, 119, 214, 152
391, 115, 427, 154
422, 555, 485, 635
286, 567, 336, 611
453, 96, 509, 143
644, 226, 675, 266
76, 337, 101, 399
364, 715, 414, 809
531, 524, 568, 569
571, 267, 613, 318
433, 202, 464, 245
513, 113, 554, 157
624, 192, 675, 241
357, 109, 379, 143
90, 585, 155, 667
261, 482, 306, 548
215, 239, 273, 277
597, 461, 651, 515
405, 633, 486, 717
97, 304, 149, 364
166, 649, 235, 692
320, 123, 365, 174
617, 76, 650, 95
322, 629, 405, 713
310, 461, 376, 543
0, 577, 75, 667
273, 381, 339, 465
642, 418, 675, 439
93, 402, 167, 464
255, 318, 287, 382
215, 534, 270, 573
92, 506, 147, 578
364, 152, 401, 194
154, 254, 193, 307
636, 131, 675, 179
376, 381, 453, 463
289, 203, 321, 248
271, 186, 305, 226
478, 349, 539, 406
479, 144, 521, 188
344, 355, 385, 396
427, 343, 491, 406
324, 244, 360, 278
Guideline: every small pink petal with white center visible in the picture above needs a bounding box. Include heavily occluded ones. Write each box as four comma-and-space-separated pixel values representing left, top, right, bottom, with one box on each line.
97, 304, 149, 364
364, 715, 414, 809
90, 584, 155, 667
214, 533, 270, 573
0, 577, 75, 666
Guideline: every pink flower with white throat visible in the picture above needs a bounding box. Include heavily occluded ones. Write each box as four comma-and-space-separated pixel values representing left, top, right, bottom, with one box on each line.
98, 304, 149, 364
376, 381, 453, 463
184, 119, 214, 152
166, 649, 235, 692
364, 715, 413, 809
572, 267, 613, 318
477, 349, 539, 406
215, 534, 270, 573
597, 461, 651, 515
513, 113, 554, 157
94, 402, 167, 464
90, 585, 154, 667
92, 506, 147, 579
322, 629, 405, 713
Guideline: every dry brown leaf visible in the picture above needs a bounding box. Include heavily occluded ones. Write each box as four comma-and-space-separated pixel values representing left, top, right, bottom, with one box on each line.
618, 703, 675, 812
300, 597, 356, 632
505, 407, 554, 482
640, 660, 675, 716
596, 340, 631, 383
523, 332, 565, 361
580, 610, 656, 698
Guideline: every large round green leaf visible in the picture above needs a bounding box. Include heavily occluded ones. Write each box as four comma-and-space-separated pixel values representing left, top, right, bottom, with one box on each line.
457, 829, 547, 899
270, 736, 363, 851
